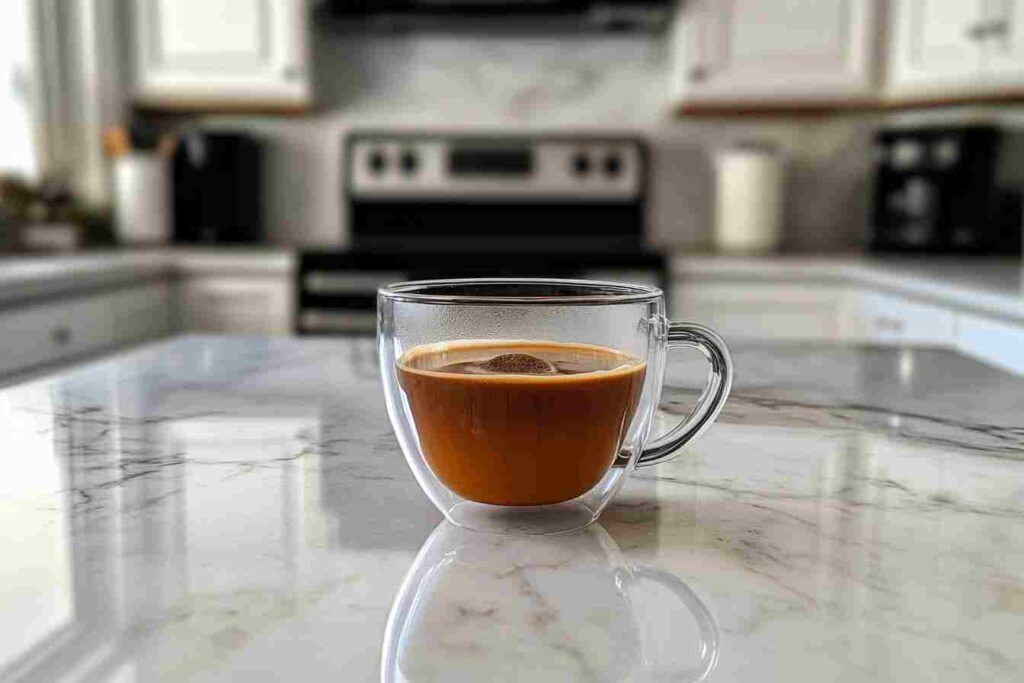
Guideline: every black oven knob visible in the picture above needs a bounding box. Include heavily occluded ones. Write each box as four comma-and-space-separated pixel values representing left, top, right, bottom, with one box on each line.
368, 149, 387, 175
400, 149, 419, 175
604, 154, 622, 178
572, 152, 591, 177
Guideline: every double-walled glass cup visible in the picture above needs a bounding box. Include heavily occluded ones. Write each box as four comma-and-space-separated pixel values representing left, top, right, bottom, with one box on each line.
378, 279, 732, 534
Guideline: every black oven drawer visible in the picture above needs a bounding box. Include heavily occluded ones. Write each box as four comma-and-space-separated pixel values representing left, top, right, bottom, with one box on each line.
296, 251, 667, 336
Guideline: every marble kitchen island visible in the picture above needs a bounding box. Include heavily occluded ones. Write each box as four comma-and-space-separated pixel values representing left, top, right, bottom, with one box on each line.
1, 336, 1022, 682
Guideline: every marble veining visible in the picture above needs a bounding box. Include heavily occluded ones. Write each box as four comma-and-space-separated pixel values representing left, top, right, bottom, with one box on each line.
1, 336, 1023, 681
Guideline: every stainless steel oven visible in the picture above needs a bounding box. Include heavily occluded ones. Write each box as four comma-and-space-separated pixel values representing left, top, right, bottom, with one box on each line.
296, 131, 667, 335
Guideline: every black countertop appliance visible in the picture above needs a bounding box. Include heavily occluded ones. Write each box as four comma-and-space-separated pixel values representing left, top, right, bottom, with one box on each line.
173, 131, 263, 244
869, 124, 1022, 255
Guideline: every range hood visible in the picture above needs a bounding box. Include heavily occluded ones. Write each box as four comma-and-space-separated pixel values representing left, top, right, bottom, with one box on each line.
323, 0, 673, 33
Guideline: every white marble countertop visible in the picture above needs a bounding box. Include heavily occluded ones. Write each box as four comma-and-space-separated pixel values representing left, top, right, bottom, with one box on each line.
0, 248, 294, 308
2, 249, 1022, 325
1, 336, 1021, 681
672, 254, 1024, 323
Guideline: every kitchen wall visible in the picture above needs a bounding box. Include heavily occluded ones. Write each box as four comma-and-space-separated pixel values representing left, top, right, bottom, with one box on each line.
213, 26, 875, 251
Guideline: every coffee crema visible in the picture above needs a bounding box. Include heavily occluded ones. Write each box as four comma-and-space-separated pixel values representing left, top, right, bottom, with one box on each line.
397, 340, 646, 506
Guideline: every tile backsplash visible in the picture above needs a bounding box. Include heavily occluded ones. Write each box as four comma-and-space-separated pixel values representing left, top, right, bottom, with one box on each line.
211, 29, 873, 251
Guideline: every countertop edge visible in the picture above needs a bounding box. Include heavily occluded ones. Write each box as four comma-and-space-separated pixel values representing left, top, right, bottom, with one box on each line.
0, 250, 295, 309
2, 251, 1022, 326
670, 255, 1024, 324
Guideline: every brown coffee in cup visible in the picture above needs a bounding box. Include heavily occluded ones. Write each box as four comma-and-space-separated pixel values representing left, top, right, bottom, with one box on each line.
397, 340, 646, 506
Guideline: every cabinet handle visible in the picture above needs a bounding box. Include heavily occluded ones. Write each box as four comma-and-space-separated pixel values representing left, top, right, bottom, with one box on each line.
874, 316, 904, 333
984, 19, 1009, 37
966, 19, 1009, 40
688, 65, 708, 82
51, 326, 71, 346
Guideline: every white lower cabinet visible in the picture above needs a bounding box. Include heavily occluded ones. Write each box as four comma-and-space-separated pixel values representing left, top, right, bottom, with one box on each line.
4, 267, 1023, 381
177, 276, 293, 335
111, 283, 176, 344
0, 282, 173, 378
955, 311, 1024, 376
842, 291, 957, 347
672, 279, 1022, 375
0, 271, 293, 381
672, 282, 847, 342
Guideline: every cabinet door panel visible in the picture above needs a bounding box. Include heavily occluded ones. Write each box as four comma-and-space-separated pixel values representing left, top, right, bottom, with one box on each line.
956, 311, 1024, 375
983, 0, 1024, 82
134, 0, 309, 104
727, 0, 849, 64
889, 0, 985, 90
178, 278, 292, 335
156, 0, 268, 68
670, 283, 846, 342
0, 305, 75, 377
843, 291, 957, 346
678, 0, 878, 100
111, 283, 174, 343
0, 285, 172, 379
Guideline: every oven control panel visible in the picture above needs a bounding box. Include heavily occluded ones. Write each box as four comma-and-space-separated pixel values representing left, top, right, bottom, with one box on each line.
347, 133, 645, 200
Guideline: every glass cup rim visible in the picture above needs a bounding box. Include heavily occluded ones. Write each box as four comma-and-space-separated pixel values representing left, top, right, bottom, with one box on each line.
378, 277, 663, 306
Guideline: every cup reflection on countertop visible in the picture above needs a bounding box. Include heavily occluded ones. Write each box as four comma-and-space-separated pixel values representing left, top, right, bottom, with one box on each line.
381, 521, 720, 683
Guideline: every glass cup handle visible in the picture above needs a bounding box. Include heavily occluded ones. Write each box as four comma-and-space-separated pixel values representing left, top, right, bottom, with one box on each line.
637, 322, 733, 468
633, 565, 721, 682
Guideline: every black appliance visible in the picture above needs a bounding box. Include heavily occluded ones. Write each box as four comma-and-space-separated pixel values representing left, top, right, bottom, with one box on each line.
173, 132, 263, 244
869, 125, 1023, 254
297, 132, 666, 335
323, 0, 671, 32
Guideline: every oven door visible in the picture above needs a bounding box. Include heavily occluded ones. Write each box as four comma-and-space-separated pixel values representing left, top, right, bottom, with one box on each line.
296, 251, 667, 336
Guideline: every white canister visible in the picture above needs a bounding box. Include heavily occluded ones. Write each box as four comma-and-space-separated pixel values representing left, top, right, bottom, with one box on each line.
113, 153, 171, 245
713, 144, 784, 253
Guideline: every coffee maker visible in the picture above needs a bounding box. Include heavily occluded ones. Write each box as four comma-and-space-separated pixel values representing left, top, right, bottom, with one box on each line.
173, 131, 263, 244
869, 125, 1022, 254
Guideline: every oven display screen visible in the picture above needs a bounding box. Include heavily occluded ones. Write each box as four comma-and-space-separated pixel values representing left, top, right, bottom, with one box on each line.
449, 146, 533, 176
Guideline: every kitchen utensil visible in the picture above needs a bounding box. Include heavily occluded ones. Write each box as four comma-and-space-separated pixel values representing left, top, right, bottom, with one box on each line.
102, 127, 131, 158
113, 153, 170, 244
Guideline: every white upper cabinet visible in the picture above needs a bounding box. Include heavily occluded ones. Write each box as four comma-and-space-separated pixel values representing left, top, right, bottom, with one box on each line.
888, 0, 1024, 94
671, 0, 881, 104
888, 0, 987, 92
132, 0, 310, 109
982, 0, 1024, 83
